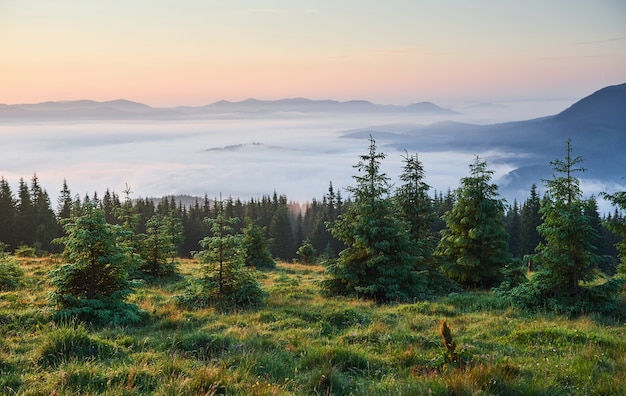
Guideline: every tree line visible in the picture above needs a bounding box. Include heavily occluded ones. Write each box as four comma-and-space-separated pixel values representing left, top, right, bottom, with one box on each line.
1, 137, 625, 319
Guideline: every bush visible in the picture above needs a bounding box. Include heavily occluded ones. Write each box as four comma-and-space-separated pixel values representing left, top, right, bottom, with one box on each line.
14, 245, 36, 258
0, 254, 24, 291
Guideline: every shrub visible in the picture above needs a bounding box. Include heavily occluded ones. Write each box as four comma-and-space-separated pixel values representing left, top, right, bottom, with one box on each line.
0, 254, 24, 291
14, 245, 36, 258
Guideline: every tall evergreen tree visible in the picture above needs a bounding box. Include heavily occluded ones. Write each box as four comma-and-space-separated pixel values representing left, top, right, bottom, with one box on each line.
0, 178, 17, 250
30, 174, 61, 253
16, 178, 34, 247
601, 189, 626, 275
500, 140, 625, 314
505, 200, 522, 258
532, 139, 602, 299
519, 184, 543, 262
436, 156, 511, 288
324, 136, 423, 301
394, 152, 437, 265
269, 197, 295, 261
57, 179, 72, 221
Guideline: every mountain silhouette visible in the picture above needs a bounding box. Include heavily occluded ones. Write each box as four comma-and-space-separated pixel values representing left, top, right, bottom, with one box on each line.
343, 83, 626, 200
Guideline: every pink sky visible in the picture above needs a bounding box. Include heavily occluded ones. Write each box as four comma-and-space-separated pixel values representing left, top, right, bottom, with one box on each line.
1, 1, 625, 106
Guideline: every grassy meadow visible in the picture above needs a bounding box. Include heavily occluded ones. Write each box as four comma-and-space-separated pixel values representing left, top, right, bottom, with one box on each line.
1, 257, 625, 395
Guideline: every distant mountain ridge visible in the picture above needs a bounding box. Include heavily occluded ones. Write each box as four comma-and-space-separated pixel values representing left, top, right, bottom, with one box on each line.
0, 97, 457, 121
342, 82, 626, 200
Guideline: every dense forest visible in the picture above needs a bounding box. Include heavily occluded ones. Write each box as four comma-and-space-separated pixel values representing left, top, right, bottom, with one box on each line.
0, 164, 622, 272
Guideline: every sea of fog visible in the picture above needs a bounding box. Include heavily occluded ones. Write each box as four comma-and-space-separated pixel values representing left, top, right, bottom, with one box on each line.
3, 97, 599, 209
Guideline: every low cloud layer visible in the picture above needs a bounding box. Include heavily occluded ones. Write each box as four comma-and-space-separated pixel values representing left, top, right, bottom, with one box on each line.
1, 101, 621, 214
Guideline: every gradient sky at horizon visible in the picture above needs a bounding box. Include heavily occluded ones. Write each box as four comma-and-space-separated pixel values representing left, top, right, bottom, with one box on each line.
1, 0, 625, 106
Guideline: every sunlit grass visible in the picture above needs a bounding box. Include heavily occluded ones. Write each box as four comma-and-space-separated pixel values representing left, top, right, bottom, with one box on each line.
0, 257, 624, 395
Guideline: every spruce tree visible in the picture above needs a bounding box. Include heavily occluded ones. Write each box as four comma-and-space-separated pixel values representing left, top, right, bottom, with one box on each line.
138, 214, 183, 277
57, 179, 72, 221
50, 203, 143, 325
241, 223, 275, 269
601, 190, 626, 275
0, 178, 17, 250
533, 139, 601, 298
394, 152, 437, 265
505, 200, 522, 258
324, 136, 423, 302
268, 198, 295, 261
500, 140, 623, 314
436, 156, 511, 288
183, 200, 265, 308
519, 184, 542, 262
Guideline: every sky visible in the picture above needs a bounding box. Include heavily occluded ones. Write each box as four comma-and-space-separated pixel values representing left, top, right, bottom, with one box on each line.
1, 0, 625, 107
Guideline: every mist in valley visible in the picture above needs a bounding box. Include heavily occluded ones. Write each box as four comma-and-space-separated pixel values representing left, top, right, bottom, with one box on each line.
1, 95, 621, 213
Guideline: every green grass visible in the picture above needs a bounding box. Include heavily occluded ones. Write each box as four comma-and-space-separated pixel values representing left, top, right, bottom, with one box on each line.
0, 257, 624, 395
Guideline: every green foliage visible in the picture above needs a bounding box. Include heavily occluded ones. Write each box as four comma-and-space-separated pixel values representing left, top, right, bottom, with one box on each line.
269, 199, 296, 261
601, 190, 626, 275
38, 320, 122, 367
49, 203, 143, 325
180, 202, 266, 309
14, 245, 36, 258
241, 223, 275, 269
296, 238, 317, 264
394, 151, 437, 263
436, 156, 511, 288
501, 140, 621, 315
137, 214, 183, 277
0, 253, 24, 291
324, 137, 425, 302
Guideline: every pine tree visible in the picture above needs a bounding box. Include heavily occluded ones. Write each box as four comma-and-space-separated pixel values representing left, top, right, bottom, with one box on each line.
30, 174, 62, 253
394, 152, 437, 265
505, 200, 522, 258
57, 179, 72, 221
500, 140, 624, 314
436, 156, 511, 288
16, 178, 34, 247
533, 139, 601, 299
519, 184, 542, 262
324, 136, 423, 301
49, 203, 143, 324
0, 178, 17, 250
269, 197, 295, 261
601, 190, 626, 275
183, 200, 265, 308
241, 223, 275, 269
138, 214, 183, 277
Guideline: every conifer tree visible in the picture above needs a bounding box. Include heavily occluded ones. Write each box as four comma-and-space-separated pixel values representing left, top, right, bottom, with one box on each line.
182, 200, 265, 308
324, 136, 423, 301
394, 152, 437, 265
601, 189, 626, 275
138, 214, 183, 277
57, 179, 72, 221
269, 197, 295, 261
436, 156, 511, 288
0, 178, 17, 250
241, 223, 275, 269
500, 140, 623, 314
50, 203, 143, 324
519, 184, 542, 261
16, 178, 34, 247
533, 139, 601, 299
505, 200, 522, 258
